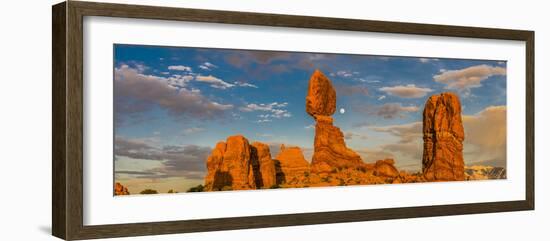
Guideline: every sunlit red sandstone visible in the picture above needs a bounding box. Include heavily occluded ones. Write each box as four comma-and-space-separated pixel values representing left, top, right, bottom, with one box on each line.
202, 70, 468, 191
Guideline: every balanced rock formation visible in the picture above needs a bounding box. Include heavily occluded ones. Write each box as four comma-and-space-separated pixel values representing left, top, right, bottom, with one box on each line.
204, 135, 278, 191
306, 70, 336, 117
422, 92, 465, 181
306, 70, 364, 172
114, 182, 129, 195
274, 144, 310, 184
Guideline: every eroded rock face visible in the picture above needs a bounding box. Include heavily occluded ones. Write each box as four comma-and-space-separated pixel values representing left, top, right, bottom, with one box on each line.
274, 144, 310, 184
306, 69, 336, 118
311, 116, 364, 172
205, 141, 226, 190
114, 182, 129, 195
306, 70, 364, 172
205, 136, 281, 191
374, 159, 399, 178
205, 135, 257, 191
422, 92, 465, 181
251, 142, 277, 188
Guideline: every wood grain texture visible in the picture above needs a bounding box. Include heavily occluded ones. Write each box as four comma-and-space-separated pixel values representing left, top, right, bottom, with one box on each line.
52, 2, 67, 240
51, 1, 535, 240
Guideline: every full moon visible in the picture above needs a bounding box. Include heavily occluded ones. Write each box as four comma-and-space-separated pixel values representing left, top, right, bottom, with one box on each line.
339, 108, 345, 114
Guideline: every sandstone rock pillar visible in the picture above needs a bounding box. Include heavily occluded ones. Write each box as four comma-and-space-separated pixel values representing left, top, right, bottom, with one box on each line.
422, 92, 465, 181
306, 69, 364, 173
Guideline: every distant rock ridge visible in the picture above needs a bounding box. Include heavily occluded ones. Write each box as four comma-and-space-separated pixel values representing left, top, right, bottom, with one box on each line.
422, 92, 465, 181
465, 165, 506, 180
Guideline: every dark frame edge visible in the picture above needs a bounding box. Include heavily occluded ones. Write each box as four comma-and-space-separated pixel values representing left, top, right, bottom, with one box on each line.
73, 200, 532, 240
525, 31, 535, 210
52, 1, 68, 240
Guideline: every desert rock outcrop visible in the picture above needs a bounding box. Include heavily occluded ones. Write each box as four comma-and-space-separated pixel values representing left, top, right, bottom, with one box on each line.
251, 142, 277, 188
205, 136, 280, 191
205, 135, 256, 191
422, 92, 465, 181
114, 182, 130, 195
374, 159, 399, 178
306, 70, 364, 172
274, 144, 310, 184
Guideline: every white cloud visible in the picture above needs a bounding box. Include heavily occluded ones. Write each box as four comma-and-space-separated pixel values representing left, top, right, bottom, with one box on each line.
182, 127, 205, 135
434, 64, 506, 91
378, 95, 386, 101
462, 105, 506, 167
195, 75, 235, 89
371, 122, 422, 143
344, 131, 368, 140
240, 102, 291, 122
419, 58, 430, 63
234, 81, 258, 88
379, 84, 434, 98
419, 58, 439, 63
198, 62, 218, 71
168, 65, 193, 72
331, 70, 355, 78
240, 102, 288, 112
114, 65, 233, 121
374, 103, 419, 119
166, 74, 194, 88
255, 119, 272, 123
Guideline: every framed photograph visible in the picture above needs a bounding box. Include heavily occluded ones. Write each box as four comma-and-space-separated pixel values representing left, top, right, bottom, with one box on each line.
52, 1, 534, 240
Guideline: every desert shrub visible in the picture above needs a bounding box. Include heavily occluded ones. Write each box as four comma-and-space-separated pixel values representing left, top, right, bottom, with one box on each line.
338, 179, 346, 186
186, 185, 204, 192
304, 171, 310, 177
269, 184, 281, 189
331, 168, 338, 174
221, 185, 233, 191
139, 189, 158, 194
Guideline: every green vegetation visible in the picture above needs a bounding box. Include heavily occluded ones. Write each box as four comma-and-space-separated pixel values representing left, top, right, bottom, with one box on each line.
186, 184, 205, 192
139, 189, 158, 194
167, 189, 178, 193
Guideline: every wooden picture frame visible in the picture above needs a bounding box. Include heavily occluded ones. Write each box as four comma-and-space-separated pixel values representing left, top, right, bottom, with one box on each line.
52, 1, 534, 240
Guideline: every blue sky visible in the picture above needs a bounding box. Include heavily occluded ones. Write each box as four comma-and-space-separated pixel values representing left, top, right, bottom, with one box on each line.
113, 44, 507, 193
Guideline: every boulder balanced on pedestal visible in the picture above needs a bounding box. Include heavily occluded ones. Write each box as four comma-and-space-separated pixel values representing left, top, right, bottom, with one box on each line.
306, 69, 364, 173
